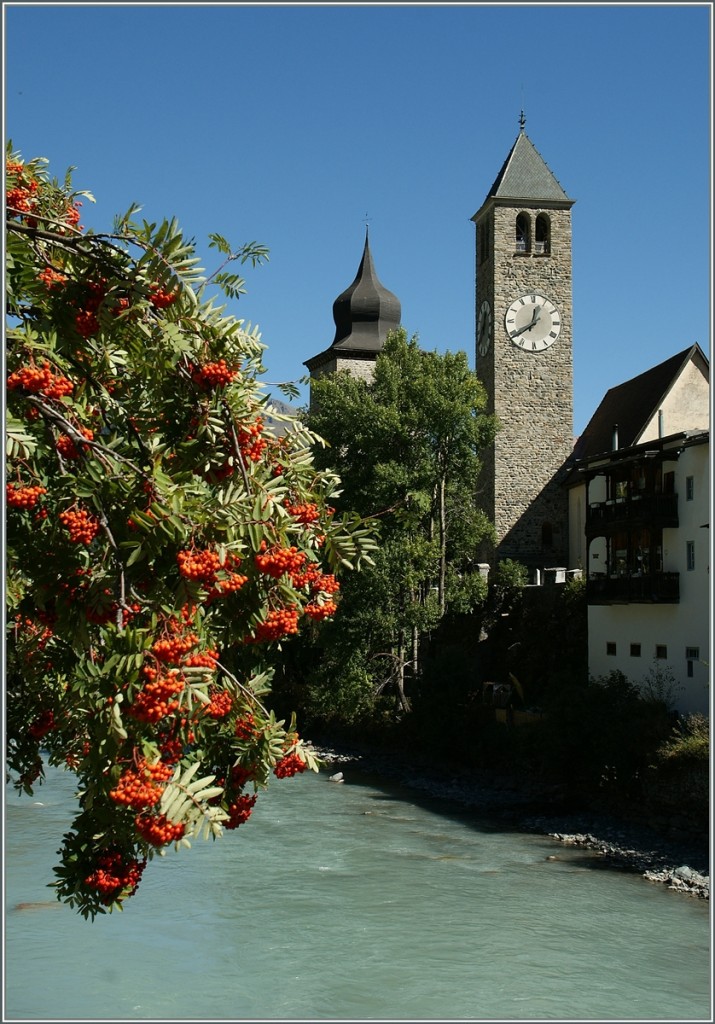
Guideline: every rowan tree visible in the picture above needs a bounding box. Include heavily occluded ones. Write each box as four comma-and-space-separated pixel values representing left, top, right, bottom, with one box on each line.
5, 145, 376, 918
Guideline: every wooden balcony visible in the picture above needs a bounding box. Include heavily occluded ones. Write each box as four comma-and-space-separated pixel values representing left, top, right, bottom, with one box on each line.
585, 493, 679, 537
586, 572, 680, 605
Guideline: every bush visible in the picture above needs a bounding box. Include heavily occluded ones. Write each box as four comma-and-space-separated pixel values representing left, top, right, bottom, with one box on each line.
654, 713, 709, 767
538, 671, 674, 801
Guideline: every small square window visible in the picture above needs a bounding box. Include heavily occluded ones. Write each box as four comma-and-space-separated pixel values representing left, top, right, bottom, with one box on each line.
606, 642, 617, 656
630, 643, 641, 657
686, 476, 694, 501
655, 645, 668, 660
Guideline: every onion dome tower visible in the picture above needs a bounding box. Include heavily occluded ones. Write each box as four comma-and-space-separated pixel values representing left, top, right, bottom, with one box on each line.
305, 229, 401, 387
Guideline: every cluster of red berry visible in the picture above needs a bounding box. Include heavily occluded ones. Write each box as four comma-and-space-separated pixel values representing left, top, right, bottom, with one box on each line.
158, 733, 185, 765
126, 666, 184, 724
74, 309, 100, 338
6, 168, 38, 215
273, 751, 308, 779
290, 564, 340, 596
206, 570, 248, 603
38, 266, 67, 289
285, 502, 320, 524
151, 631, 200, 664
304, 600, 338, 621
134, 812, 185, 846
59, 507, 101, 544
204, 688, 233, 719
236, 417, 267, 462
56, 427, 94, 460
72, 279, 111, 338
229, 763, 255, 787
251, 606, 300, 643
254, 542, 306, 579
8, 360, 74, 400
148, 284, 178, 309
6, 483, 47, 509
6, 159, 83, 233
28, 709, 56, 738
234, 713, 258, 741
109, 758, 173, 809
177, 549, 248, 602
177, 547, 223, 583
225, 793, 257, 830
64, 202, 83, 230
184, 649, 219, 668
14, 614, 54, 649
190, 359, 238, 389
84, 851, 146, 905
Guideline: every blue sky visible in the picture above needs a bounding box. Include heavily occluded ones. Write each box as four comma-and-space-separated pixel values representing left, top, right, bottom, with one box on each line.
4, 3, 712, 434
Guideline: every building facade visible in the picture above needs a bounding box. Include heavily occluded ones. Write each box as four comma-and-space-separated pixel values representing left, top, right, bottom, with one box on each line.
566, 345, 710, 714
472, 124, 575, 570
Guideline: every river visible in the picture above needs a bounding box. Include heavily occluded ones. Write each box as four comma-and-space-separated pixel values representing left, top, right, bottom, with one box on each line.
4, 762, 711, 1021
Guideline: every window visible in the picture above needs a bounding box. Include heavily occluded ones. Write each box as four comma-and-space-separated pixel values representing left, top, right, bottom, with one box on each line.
686, 476, 694, 501
515, 213, 530, 253
606, 642, 617, 656
479, 219, 490, 265
535, 213, 550, 255
655, 645, 668, 660
686, 647, 700, 678
630, 643, 641, 657
686, 541, 695, 571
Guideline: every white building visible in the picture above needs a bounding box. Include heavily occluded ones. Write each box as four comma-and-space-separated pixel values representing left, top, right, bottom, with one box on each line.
566, 344, 710, 714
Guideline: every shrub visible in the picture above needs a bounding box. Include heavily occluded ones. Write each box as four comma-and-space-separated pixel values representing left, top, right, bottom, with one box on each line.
654, 713, 709, 767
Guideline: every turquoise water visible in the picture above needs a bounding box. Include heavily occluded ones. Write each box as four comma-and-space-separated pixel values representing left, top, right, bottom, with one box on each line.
4, 763, 711, 1021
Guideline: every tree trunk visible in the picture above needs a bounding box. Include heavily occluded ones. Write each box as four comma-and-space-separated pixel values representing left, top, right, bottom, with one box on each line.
396, 628, 411, 713
438, 473, 447, 614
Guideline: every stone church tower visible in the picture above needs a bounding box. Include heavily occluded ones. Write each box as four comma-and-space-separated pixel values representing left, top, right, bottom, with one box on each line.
473, 120, 575, 571
304, 229, 401, 391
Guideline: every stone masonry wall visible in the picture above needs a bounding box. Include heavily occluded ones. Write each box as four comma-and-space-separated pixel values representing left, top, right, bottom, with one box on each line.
476, 203, 574, 567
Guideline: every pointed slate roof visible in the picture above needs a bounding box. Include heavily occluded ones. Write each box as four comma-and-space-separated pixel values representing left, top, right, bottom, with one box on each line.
572, 344, 708, 461
330, 230, 401, 352
474, 130, 573, 219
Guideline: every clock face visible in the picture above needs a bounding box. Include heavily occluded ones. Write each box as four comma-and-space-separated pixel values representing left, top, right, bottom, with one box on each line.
477, 300, 492, 355
505, 292, 561, 352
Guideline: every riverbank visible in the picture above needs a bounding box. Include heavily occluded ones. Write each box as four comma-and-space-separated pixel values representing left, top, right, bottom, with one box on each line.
313, 742, 710, 901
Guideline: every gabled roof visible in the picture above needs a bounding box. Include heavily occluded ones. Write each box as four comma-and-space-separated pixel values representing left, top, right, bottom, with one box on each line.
572, 344, 709, 462
475, 131, 573, 217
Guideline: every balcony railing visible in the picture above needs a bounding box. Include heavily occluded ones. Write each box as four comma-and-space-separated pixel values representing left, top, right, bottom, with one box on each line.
585, 493, 678, 536
586, 572, 680, 605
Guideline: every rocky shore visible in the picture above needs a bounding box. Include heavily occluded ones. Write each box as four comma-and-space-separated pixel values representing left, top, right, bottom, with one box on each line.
313, 742, 710, 901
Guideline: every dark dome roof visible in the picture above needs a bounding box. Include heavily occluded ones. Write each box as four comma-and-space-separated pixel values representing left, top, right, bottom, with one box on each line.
331, 231, 401, 352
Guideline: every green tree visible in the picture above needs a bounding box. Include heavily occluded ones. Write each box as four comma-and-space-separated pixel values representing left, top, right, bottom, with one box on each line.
5, 146, 376, 918
294, 329, 497, 719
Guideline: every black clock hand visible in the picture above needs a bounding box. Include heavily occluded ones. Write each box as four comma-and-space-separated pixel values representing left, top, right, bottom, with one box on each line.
511, 309, 540, 338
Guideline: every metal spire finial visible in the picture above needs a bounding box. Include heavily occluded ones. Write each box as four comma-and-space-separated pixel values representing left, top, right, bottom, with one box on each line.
519, 109, 526, 132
